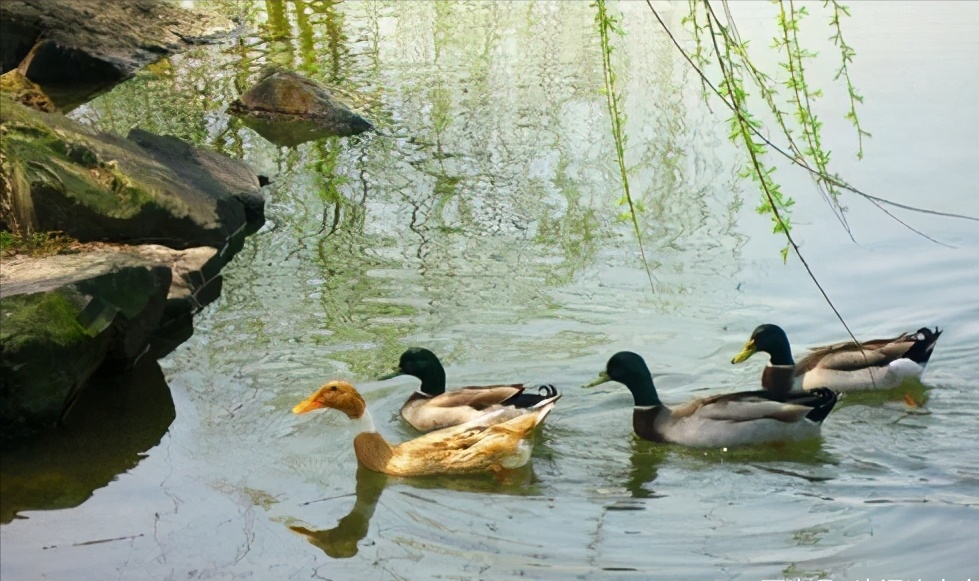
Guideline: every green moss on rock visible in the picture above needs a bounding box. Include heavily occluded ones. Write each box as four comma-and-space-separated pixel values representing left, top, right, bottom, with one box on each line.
0, 289, 111, 435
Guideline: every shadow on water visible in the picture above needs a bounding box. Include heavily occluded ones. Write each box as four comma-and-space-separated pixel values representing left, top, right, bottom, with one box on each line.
287, 462, 541, 559
674, 436, 841, 485
0, 358, 175, 524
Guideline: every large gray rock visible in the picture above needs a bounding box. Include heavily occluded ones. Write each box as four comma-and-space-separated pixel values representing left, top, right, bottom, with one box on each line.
1, 0, 236, 110
1, 97, 265, 252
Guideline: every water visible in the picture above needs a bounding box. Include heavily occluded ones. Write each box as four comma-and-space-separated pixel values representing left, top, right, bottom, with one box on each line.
3, 2, 978, 579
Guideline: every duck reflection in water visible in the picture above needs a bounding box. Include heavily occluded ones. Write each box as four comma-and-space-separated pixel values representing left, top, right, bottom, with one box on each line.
625, 439, 669, 499
289, 465, 388, 559
288, 464, 541, 559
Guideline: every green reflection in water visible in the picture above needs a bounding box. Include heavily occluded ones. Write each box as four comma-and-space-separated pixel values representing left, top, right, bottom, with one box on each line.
72, 0, 743, 391
0, 359, 175, 523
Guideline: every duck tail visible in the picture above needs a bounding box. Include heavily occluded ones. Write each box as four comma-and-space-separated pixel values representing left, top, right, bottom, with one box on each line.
530, 390, 562, 411
503, 383, 561, 409
798, 387, 840, 424
903, 327, 943, 366
532, 399, 558, 427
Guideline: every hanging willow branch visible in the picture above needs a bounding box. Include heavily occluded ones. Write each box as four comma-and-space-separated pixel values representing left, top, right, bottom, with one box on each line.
665, 0, 978, 238
595, 0, 657, 292
696, 0, 863, 345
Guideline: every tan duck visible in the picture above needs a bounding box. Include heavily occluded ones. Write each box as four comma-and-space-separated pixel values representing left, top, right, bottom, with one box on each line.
292, 380, 559, 476
586, 352, 839, 448
732, 324, 943, 392
379, 347, 559, 432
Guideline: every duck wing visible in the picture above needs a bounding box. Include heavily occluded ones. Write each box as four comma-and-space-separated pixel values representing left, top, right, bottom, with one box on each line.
425, 385, 527, 410
676, 388, 837, 424
388, 402, 556, 474
798, 328, 942, 373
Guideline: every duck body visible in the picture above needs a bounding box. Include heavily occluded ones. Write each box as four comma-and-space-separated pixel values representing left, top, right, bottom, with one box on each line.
294, 381, 559, 477
632, 388, 838, 448
588, 352, 838, 449
382, 347, 560, 432
734, 324, 942, 393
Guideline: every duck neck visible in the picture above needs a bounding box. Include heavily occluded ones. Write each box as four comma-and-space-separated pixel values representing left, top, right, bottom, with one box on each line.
765, 341, 795, 366
355, 409, 376, 433
353, 431, 393, 474
417, 365, 447, 396
761, 365, 796, 392
626, 370, 662, 408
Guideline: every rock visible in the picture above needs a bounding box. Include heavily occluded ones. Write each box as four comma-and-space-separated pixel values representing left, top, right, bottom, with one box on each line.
0, 1, 269, 447
0, 257, 170, 441
129, 244, 224, 359
0, 244, 221, 442
0, 97, 265, 252
229, 69, 372, 146
1, 0, 237, 110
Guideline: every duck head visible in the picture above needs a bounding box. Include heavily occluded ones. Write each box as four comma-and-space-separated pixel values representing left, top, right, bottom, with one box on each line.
293, 380, 367, 419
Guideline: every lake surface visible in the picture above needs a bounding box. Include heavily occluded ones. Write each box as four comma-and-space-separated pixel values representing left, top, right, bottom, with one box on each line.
2, 2, 977, 579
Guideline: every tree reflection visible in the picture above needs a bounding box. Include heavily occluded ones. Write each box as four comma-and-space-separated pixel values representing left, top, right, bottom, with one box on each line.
73, 0, 746, 383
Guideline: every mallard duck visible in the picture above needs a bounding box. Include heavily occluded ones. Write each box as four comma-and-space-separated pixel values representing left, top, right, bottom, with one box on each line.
586, 352, 839, 448
378, 347, 560, 432
731, 324, 942, 392
292, 380, 559, 476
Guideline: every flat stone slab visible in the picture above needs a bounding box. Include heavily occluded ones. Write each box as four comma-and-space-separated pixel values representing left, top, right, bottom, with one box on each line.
2, 0, 237, 109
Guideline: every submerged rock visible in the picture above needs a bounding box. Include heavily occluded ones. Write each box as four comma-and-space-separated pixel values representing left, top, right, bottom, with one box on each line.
229, 69, 372, 146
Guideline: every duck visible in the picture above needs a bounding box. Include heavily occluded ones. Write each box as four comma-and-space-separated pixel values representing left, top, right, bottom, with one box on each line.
378, 347, 560, 432
731, 324, 942, 392
292, 380, 559, 476
586, 351, 839, 448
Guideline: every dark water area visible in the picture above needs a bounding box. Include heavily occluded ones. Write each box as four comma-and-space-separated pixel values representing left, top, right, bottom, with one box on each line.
2, 2, 977, 580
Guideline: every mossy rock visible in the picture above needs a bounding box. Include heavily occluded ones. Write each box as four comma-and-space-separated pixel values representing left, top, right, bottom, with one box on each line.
0, 69, 55, 112
0, 259, 171, 442
0, 96, 263, 249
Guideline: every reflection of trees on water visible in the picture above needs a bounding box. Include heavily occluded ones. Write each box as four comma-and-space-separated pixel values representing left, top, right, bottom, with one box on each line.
73, 1, 745, 376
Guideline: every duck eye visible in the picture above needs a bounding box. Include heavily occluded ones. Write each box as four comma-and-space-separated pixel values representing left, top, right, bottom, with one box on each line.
330, 385, 337, 392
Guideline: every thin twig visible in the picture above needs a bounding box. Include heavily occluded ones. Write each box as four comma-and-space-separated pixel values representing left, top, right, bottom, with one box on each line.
700, 0, 865, 350
645, 1, 978, 230
596, 0, 658, 292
